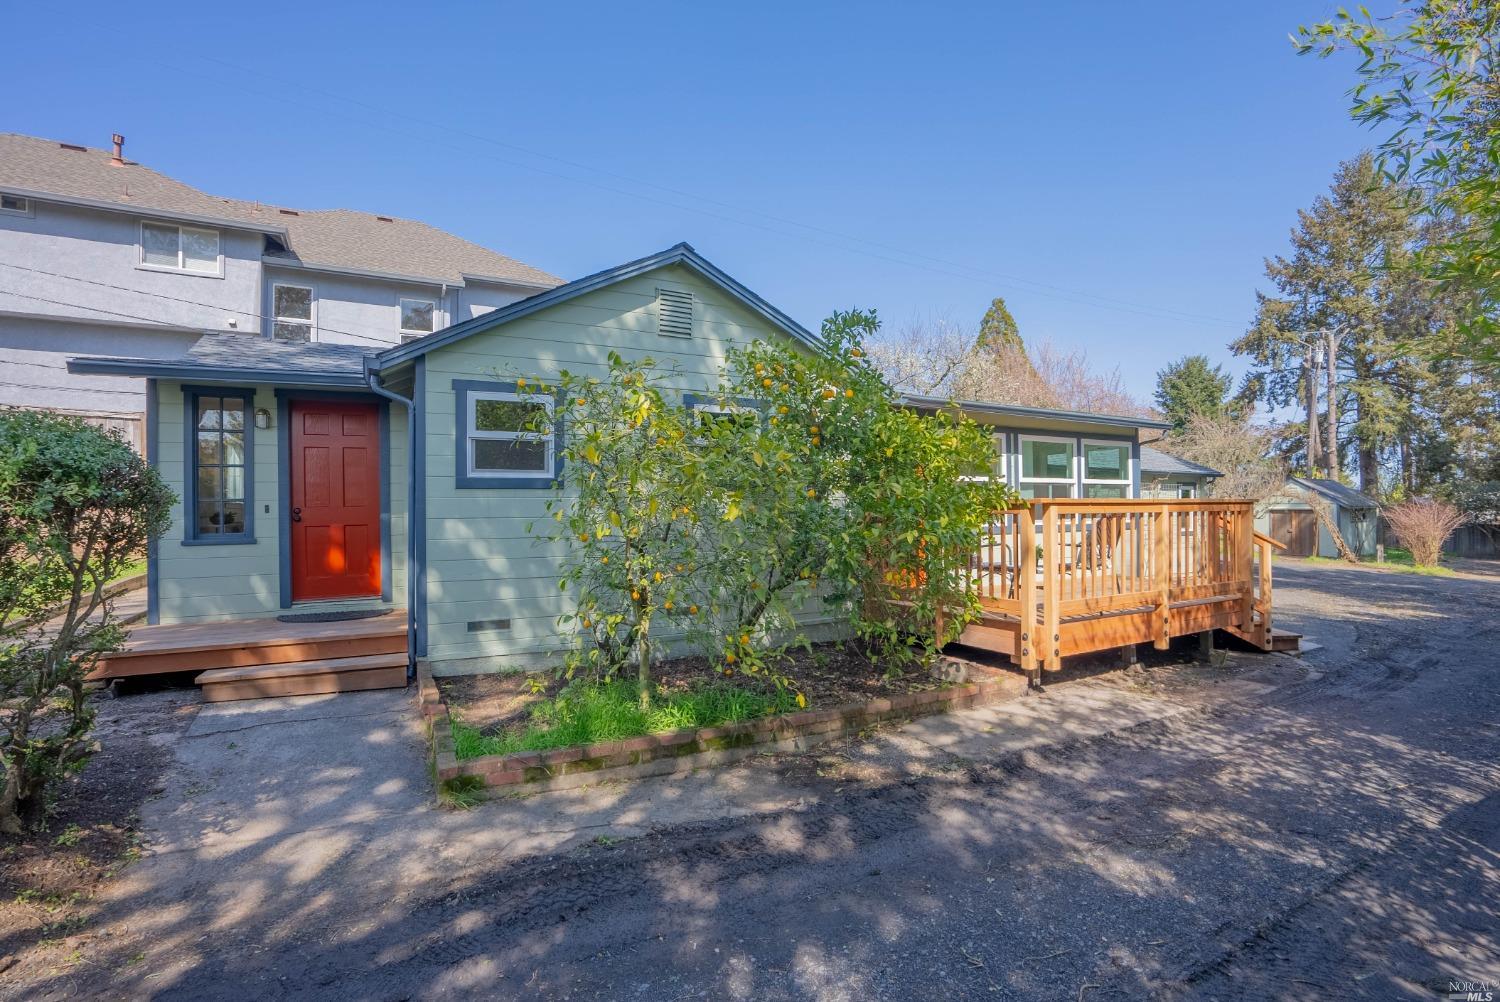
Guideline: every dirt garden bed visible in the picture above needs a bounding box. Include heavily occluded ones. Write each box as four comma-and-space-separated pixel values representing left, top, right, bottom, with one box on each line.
423, 643, 1028, 800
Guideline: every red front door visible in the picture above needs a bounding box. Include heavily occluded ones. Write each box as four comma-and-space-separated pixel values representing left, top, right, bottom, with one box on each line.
290, 399, 382, 601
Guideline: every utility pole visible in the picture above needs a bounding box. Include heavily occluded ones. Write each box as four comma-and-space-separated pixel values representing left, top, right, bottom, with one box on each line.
1324, 328, 1339, 481
1305, 339, 1322, 474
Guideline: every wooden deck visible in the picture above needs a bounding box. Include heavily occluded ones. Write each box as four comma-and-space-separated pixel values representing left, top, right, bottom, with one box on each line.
955, 499, 1295, 680
90, 611, 410, 702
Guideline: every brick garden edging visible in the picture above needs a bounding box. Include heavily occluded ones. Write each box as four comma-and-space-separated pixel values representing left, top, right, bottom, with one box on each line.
419, 660, 1027, 799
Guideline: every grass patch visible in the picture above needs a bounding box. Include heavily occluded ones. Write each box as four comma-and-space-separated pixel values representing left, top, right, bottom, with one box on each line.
1302, 549, 1455, 577
108, 557, 147, 586
451, 679, 799, 760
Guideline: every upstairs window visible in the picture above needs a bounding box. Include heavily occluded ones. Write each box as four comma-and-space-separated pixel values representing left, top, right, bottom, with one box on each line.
272, 284, 314, 341
400, 298, 435, 343
0, 193, 31, 215
140, 221, 220, 274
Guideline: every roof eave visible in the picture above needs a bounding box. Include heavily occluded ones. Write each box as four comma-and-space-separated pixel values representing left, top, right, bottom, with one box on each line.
459, 271, 560, 291
67, 355, 365, 387
4, 186, 289, 236
263, 256, 461, 289
370, 243, 822, 372
902, 393, 1171, 432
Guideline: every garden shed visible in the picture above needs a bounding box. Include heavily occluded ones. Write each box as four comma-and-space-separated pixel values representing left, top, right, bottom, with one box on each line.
1256, 477, 1379, 559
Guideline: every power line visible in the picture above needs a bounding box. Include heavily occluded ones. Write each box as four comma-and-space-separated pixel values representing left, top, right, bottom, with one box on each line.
160, 52, 1246, 332
0, 260, 394, 345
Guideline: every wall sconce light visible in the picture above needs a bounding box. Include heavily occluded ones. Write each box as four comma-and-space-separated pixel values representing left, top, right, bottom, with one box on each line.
254, 408, 272, 430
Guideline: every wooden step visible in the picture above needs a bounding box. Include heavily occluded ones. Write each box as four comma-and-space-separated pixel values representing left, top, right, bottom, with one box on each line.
1269, 628, 1302, 653
195, 652, 409, 703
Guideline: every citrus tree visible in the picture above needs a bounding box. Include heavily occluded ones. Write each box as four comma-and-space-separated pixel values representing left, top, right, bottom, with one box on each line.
535, 354, 711, 707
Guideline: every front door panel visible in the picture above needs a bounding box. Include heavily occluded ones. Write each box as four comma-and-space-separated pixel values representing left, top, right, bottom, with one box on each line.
290, 400, 382, 601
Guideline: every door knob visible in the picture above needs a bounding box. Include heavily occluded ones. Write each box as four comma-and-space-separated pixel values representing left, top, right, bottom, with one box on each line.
291, 507, 302, 523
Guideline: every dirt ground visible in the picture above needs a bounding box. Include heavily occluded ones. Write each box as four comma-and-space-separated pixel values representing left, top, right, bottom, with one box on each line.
3, 556, 1498, 999
439, 642, 957, 734
0, 683, 196, 979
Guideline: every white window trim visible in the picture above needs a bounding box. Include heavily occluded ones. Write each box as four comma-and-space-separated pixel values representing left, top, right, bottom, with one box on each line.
467, 390, 554, 479
272, 283, 316, 341
137, 220, 223, 277
1079, 438, 1133, 486
399, 296, 437, 341
0, 193, 33, 217
959, 430, 1008, 483
1017, 433, 1078, 485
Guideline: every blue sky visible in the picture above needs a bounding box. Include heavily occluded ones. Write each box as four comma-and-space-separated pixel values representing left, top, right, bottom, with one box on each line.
2, 1, 1368, 401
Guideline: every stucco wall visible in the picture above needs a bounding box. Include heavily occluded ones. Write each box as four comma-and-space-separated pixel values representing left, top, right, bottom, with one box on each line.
0, 314, 200, 416
261, 265, 454, 348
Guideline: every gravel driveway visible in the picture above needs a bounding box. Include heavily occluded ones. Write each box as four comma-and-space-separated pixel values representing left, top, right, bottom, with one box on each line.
9, 559, 1499, 1000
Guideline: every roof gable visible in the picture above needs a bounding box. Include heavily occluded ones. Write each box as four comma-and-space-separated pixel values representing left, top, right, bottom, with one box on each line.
1289, 477, 1379, 509
370, 243, 820, 371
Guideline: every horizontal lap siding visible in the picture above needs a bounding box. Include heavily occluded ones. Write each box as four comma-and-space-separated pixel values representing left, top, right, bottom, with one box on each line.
155, 383, 281, 623
153, 381, 410, 624
421, 263, 806, 668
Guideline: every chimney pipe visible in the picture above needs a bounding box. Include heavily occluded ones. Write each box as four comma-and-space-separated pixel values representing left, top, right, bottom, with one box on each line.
109, 134, 124, 166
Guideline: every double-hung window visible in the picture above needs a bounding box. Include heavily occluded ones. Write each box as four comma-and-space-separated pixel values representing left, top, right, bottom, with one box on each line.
272, 284, 315, 341
463, 386, 554, 483
400, 298, 435, 343
1017, 435, 1076, 499
187, 390, 254, 542
1080, 440, 1131, 499
140, 221, 220, 274
960, 430, 1006, 481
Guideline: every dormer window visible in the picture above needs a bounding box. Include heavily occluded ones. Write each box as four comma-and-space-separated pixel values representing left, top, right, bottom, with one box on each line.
140, 221, 220, 275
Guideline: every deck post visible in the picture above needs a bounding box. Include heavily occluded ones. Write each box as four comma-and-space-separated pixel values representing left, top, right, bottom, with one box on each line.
1119, 643, 1139, 671
1018, 507, 1041, 684
1152, 505, 1171, 651
1197, 630, 1214, 662
1237, 507, 1254, 631
1257, 536, 1274, 648
1041, 504, 1061, 672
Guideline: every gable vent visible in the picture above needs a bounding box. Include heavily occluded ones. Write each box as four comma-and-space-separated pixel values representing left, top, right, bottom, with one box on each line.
656, 287, 693, 338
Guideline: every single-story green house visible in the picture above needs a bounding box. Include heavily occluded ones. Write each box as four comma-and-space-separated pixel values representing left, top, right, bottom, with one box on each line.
1138, 445, 1219, 499
70, 243, 1172, 678
1255, 477, 1380, 558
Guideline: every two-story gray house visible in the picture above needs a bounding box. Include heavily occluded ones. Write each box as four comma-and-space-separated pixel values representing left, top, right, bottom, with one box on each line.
0, 132, 558, 449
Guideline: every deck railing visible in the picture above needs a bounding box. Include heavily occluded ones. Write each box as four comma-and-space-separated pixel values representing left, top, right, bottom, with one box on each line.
967, 498, 1264, 674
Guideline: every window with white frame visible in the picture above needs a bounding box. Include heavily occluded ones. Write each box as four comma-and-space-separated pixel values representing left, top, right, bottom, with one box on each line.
467, 390, 553, 477
400, 298, 435, 342
0, 193, 30, 215
1080, 439, 1131, 499
140, 221, 220, 274
272, 284, 314, 341
1017, 435, 1076, 499
960, 430, 1006, 480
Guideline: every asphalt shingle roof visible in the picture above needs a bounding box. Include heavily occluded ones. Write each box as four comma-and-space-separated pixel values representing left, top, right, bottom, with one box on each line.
0, 133, 561, 289
1139, 445, 1220, 477
184, 333, 377, 376
1290, 477, 1379, 509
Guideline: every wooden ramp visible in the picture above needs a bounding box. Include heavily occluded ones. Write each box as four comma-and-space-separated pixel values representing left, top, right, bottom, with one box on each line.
954, 500, 1296, 681
90, 612, 409, 702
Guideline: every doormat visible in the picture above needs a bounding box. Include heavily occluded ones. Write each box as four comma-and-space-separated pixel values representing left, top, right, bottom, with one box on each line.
276, 609, 393, 624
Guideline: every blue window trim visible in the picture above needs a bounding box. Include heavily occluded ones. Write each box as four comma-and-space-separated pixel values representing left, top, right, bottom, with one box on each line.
274, 389, 393, 608
181, 384, 257, 545
452, 378, 564, 490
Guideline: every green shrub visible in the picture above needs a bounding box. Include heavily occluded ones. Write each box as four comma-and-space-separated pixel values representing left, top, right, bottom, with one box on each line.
0, 411, 174, 834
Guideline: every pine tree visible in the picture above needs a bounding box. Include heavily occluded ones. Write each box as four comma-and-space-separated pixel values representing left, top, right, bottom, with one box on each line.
976, 297, 1024, 351
1154, 355, 1232, 430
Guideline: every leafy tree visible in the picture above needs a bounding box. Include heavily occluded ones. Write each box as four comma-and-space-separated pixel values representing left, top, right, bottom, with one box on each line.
1234, 154, 1434, 492
1, 411, 173, 834
1296, 2, 1500, 369
1154, 354, 1233, 430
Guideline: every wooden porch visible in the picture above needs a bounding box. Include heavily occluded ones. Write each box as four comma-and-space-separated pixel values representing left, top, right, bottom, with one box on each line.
89, 611, 410, 702
953, 499, 1296, 680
